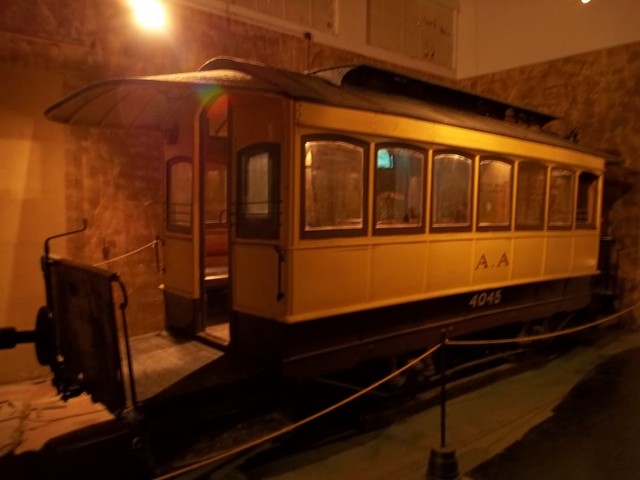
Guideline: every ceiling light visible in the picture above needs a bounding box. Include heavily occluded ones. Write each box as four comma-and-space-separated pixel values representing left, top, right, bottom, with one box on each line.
129, 0, 168, 31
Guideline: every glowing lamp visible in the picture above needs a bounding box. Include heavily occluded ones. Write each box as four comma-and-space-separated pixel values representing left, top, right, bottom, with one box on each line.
129, 0, 167, 31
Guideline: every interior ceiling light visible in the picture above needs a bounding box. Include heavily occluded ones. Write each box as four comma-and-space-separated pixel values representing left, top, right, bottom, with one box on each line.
129, 0, 168, 30
581, 0, 591, 4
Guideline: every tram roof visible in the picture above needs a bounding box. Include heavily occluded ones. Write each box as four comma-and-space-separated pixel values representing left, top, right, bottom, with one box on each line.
45, 57, 614, 162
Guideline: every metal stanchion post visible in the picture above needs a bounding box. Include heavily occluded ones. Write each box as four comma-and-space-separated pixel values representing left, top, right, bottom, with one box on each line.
426, 329, 461, 480
440, 329, 447, 449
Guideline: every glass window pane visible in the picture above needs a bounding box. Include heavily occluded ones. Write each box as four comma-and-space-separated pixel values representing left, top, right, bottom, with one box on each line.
548, 168, 575, 227
237, 144, 279, 240
432, 153, 472, 228
244, 152, 270, 216
576, 172, 598, 227
477, 158, 512, 227
515, 162, 547, 230
375, 146, 424, 230
304, 139, 364, 232
167, 157, 192, 232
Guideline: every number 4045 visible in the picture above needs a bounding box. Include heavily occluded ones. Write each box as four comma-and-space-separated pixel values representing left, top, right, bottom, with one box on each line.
469, 289, 502, 308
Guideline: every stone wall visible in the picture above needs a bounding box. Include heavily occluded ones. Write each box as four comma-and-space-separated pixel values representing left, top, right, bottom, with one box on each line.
459, 42, 640, 318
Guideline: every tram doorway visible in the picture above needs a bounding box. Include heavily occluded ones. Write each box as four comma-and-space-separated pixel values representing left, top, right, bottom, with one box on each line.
201, 95, 231, 345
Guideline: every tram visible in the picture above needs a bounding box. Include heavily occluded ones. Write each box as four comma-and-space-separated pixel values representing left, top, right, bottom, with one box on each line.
40, 57, 612, 382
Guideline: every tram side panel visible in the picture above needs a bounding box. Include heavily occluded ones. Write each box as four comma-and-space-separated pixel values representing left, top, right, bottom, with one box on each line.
230, 93, 289, 326
572, 231, 600, 274
511, 234, 545, 279
263, 105, 605, 376
545, 234, 574, 276
370, 241, 427, 301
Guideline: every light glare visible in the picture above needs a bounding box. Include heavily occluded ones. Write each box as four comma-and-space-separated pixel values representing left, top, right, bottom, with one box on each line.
130, 0, 167, 31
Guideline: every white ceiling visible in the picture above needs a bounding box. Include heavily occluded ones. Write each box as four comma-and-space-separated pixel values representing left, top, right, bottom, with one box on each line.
457, 0, 640, 78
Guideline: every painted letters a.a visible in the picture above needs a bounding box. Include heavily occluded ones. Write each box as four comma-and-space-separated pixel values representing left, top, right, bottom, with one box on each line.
476, 254, 489, 270
475, 252, 509, 270
497, 252, 509, 267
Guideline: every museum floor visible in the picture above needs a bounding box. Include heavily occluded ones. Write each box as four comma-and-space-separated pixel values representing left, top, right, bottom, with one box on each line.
2, 325, 639, 480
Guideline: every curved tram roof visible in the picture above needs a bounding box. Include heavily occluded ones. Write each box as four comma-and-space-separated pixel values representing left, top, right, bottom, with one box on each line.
45, 57, 613, 163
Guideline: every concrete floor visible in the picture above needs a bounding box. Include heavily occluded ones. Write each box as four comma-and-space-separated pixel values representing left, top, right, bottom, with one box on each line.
0, 331, 223, 460
1, 325, 639, 479
242, 326, 640, 480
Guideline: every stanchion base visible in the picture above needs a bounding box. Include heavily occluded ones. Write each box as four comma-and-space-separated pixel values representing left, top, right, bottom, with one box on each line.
426, 445, 461, 480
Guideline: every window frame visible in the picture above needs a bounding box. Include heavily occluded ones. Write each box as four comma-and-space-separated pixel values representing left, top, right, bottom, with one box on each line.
575, 171, 599, 230
373, 143, 426, 236
300, 134, 369, 239
236, 143, 280, 240
430, 150, 474, 233
476, 156, 513, 232
166, 155, 193, 234
547, 166, 576, 230
514, 160, 548, 231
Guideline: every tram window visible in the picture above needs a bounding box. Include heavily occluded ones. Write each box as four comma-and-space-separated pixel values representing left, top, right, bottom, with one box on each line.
548, 167, 575, 228
374, 146, 425, 233
303, 137, 367, 237
515, 162, 547, 230
576, 172, 598, 228
431, 152, 472, 230
477, 158, 512, 229
237, 143, 280, 239
166, 156, 192, 233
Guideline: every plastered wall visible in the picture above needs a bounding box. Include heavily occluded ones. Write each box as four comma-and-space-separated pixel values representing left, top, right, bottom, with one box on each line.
0, 64, 66, 382
457, 0, 640, 78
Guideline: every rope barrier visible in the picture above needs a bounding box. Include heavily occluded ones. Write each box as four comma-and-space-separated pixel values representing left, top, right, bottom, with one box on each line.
152, 301, 638, 479
154, 342, 442, 480
92, 239, 159, 267
447, 303, 639, 347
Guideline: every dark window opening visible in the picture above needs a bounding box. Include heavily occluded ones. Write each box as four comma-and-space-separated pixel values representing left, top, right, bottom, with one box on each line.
576, 172, 599, 228
237, 143, 280, 240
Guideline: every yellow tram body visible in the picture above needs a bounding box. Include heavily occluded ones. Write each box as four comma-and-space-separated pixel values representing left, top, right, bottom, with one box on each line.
284, 102, 602, 322
45, 58, 607, 377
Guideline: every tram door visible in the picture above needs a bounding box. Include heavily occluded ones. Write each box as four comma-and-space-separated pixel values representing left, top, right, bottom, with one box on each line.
162, 94, 230, 341
163, 96, 203, 336
200, 95, 231, 344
